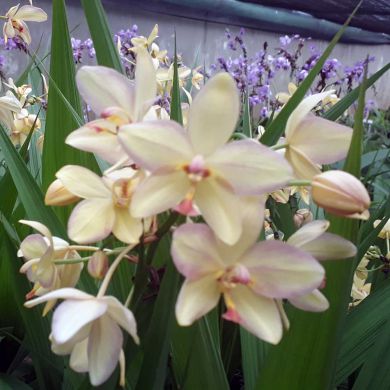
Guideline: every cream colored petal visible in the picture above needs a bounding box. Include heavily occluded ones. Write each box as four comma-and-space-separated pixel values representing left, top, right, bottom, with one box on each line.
52, 299, 107, 344
288, 114, 352, 164
19, 219, 52, 239
69, 338, 89, 373
88, 316, 123, 386
226, 286, 282, 344
275, 92, 291, 104
118, 120, 193, 171
66, 120, 128, 165
103, 296, 139, 344
208, 139, 293, 195
289, 289, 329, 312
16, 21, 31, 45
188, 73, 239, 156
56, 165, 111, 199
195, 177, 242, 245
288, 82, 297, 95
14, 5, 47, 21
171, 223, 224, 280
285, 90, 334, 139
285, 146, 321, 179
299, 232, 356, 261
68, 199, 115, 244
131, 170, 190, 218
19, 234, 48, 260
3, 20, 16, 39
217, 196, 265, 264
241, 241, 324, 299
133, 47, 157, 121
112, 208, 143, 244
288, 220, 330, 247
76, 66, 135, 117
176, 276, 220, 326
24, 288, 93, 308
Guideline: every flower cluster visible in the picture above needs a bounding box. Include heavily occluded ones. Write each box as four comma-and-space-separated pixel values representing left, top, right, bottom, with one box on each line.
1, 10, 372, 387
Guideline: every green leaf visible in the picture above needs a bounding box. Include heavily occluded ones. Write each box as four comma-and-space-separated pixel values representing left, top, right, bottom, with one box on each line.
41, 0, 98, 196
170, 34, 183, 126
256, 47, 367, 390
135, 261, 180, 390
260, 2, 362, 146
323, 62, 390, 122
81, 0, 123, 72
171, 314, 229, 389
0, 124, 65, 237
242, 92, 252, 138
335, 281, 390, 385
240, 328, 269, 390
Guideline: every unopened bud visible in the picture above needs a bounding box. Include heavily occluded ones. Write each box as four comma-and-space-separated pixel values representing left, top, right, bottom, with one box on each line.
45, 179, 79, 206
87, 251, 109, 279
312, 171, 370, 220
293, 208, 313, 228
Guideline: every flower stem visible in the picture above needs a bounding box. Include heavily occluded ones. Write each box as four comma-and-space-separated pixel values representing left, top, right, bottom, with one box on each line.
288, 179, 312, 187
271, 143, 288, 151
69, 245, 100, 252
97, 244, 136, 298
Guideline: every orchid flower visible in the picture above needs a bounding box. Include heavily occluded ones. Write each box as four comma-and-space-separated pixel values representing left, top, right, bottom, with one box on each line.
276, 82, 297, 104
66, 47, 156, 165
24, 288, 139, 386
171, 198, 325, 343
287, 220, 356, 311
3, 3, 47, 45
156, 64, 191, 94
0, 90, 22, 130
131, 24, 158, 49
18, 220, 83, 313
54, 165, 147, 244
118, 73, 292, 245
284, 91, 353, 179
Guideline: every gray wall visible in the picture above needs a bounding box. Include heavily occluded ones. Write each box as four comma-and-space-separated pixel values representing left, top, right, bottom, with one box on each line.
1, 0, 389, 108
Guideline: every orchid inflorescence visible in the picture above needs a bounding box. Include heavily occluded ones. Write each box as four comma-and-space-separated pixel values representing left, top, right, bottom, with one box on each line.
0, 4, 373, 387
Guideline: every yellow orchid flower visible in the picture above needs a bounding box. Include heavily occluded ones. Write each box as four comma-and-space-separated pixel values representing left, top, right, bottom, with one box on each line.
3, 2, 47, 45
118, 73, 293, 245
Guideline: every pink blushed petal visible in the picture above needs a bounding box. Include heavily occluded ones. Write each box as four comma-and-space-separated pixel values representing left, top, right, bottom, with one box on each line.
19, 220, 52, 239
299, 232, 357, 261
19, 234, 48, 260
24, 288, 93, 308
285, 90, 335, 139
285, 146, 321, 179
69, 338, 89, 373
288, 220, 330, 247
171, 223, 224, 279
288, 115, 352, 164
241, 240, 324, 299
207, 139, 293, 195
88, 316, 123, 386
66, 120, 129, 165
68, 199, 115, 244
16, 21, 31, 45
112, 208, 143, 244
56, 165, 111, 199
14, 5, 47, 21
194, 178, 242, 245
130, 170, 190, 218
76, 66, 135, 117
188, 73, 239, 156
103, 296, 139, 344
175, 276, 220, 326
289, 289, 329, 312
226, 286, 283, 344
52, 299, 107, 344
118, 120, 193, 171
217, 196, 265, 265
134, 47, 157, 121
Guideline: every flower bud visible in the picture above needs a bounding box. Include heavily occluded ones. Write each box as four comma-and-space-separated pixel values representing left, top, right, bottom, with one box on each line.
45, 179, 79, 206
87, 251, 109, 279
293, 208, 313, 228
312, 171, 370, 220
